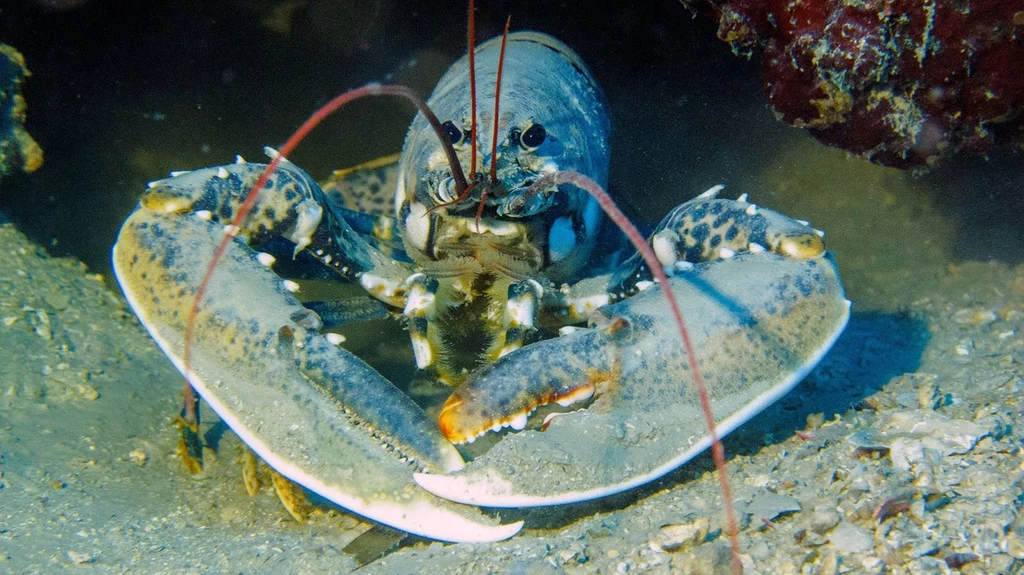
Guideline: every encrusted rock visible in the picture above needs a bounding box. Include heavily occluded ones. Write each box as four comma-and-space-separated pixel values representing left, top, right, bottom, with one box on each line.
0, 44, 42, 180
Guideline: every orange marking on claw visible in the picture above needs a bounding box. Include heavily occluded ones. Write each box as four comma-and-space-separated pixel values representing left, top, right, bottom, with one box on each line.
604, 317, 629, 335
438, 395, 466, 441
439, 376, 605, 444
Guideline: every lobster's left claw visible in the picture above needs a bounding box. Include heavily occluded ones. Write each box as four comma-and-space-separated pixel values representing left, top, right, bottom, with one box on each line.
113, 207, 522, 542
415, 252, 850, 507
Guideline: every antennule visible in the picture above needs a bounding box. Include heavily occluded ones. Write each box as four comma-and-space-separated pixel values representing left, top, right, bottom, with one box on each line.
489, 16, 511, 186
468, 0, 478, 180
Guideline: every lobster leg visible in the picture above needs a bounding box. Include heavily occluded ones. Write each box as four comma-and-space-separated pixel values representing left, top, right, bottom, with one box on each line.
488, 279, 544, 360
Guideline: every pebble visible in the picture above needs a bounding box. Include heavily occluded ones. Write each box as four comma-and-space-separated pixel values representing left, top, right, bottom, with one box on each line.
651, 518, 709, 552
883, 410, 988, 468
30, 309, 52, 340
75, 383, 99, 401
806, 506, 840, 533
828, 522, 872, 553
129, 448, 148, 467
66, 550, 94, 565
952, 308, 997, 326
747, 493, 801, 522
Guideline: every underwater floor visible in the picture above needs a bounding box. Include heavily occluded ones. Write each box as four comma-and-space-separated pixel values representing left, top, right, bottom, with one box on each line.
1, 1, 1023, 573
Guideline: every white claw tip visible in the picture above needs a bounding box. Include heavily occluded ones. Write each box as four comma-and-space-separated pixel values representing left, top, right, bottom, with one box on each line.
748, 242, 767, 253
216, 167, 230, 179
194, 210, 212, 221
673, 260, 695, 272
635, 280, 655, 292
736, 193, 748, 203
169, 170, 190, 177
256, 252, 277, 267
719, 247, 736, 259
282, 280, 301, 293
325, 333, 346, 345
264, 146, 280, 159
745, 204, 758, 216
509, 413, 529, 431
813, 228, 826, 237
526, 278, 544, 299
796, 218, 810, 226
558, 326, 578, 336
697, 184, 725, 199
234, 154, 246, 164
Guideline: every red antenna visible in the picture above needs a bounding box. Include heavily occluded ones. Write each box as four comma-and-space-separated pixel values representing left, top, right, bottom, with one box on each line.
467, 0, 478, 180
488, 16, 511, 187
526, 171, 743, 575
476, 15, 511, 231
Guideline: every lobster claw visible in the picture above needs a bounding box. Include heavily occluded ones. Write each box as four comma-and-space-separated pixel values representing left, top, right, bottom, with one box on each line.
415, 252, 850, 507
112, 207, 521, 543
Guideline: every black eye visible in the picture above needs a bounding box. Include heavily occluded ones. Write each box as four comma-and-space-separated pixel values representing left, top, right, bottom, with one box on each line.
519, 123, 546, 149
442, 120, 463, 145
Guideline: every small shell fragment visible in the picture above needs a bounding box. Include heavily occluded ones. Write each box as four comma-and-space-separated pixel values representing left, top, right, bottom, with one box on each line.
129, 448, 148, 467
650, 518, 710, 552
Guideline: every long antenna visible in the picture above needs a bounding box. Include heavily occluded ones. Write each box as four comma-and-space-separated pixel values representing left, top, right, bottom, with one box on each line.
526, 171, 743, 575
467, 0, 478, 180
489, 16, 511, 186
476, 15, 511, 231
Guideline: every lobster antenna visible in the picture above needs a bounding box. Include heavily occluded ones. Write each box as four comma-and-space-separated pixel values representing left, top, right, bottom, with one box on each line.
184, 83, 468, 386
476, 15, 511, 231
525, 171, 743, 575
467, 0, 478, 180
488, 16, 511, 187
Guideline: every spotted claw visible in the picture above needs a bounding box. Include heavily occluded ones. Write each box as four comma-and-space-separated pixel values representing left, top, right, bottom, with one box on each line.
113, 206, 521, 543
415, 252, 850, 507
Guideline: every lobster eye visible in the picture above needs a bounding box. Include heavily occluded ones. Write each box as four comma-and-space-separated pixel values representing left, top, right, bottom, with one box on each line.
442, 121, 464, 145
519, 123, 546, 149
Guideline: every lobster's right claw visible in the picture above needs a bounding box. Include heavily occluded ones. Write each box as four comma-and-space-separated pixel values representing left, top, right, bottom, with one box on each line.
415, 252, 850, 507
113, 205, 521, 543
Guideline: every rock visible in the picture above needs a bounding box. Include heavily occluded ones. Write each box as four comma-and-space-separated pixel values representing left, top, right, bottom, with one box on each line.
807, 506, 841, 534
0, 44, 42, 180
651, 518, 709, 552
747, 493, 801, 522
828, 521, 872, 554
882, 410, 989, 471
952, 308, 997, 326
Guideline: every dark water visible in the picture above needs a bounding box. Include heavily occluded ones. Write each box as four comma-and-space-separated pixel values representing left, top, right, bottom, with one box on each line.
1, 0, 1021, 282
0, 0, 763, 273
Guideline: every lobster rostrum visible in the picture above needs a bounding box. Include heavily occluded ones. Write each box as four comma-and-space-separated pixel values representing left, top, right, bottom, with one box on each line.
111, 6, 850, 554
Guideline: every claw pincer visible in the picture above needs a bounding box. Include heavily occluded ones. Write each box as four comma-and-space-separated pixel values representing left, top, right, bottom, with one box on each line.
418, 251, 849, 507
439, 320, 620, 444
141, 161, 411, 305
417, 195, 850, 508
114, 162, 522, 542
